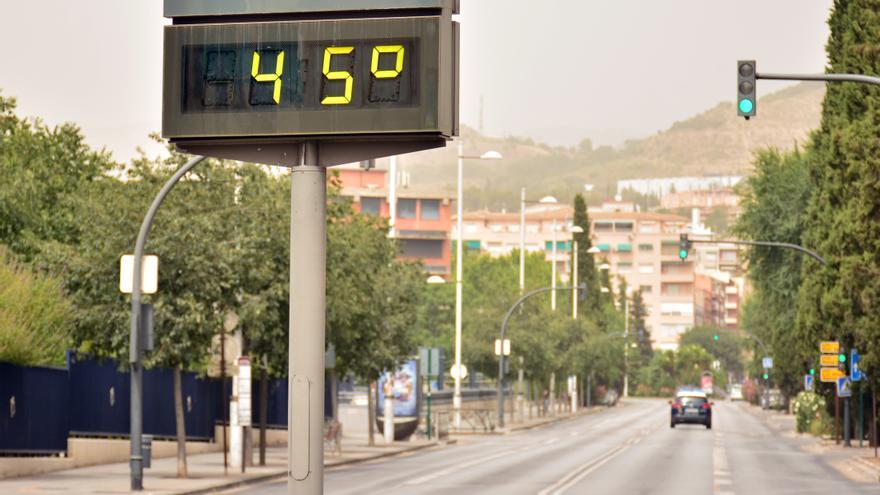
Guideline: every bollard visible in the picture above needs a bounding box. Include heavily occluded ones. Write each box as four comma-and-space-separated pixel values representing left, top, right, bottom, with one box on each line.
142, 435, 152, 469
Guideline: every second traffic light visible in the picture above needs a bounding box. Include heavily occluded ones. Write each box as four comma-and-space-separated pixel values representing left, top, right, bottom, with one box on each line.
737, 60, 757, 119
678, 234, 691, 261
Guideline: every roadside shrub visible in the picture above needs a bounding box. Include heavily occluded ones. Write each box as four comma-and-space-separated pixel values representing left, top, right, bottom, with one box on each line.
792, 391, 827, 434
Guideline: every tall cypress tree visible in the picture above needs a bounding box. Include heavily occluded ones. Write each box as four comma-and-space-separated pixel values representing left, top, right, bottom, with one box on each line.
572, 194, 600, 312
799, 0, 880, 391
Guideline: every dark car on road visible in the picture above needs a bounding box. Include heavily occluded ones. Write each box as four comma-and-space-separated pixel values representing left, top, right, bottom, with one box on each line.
670, 390, 712, 429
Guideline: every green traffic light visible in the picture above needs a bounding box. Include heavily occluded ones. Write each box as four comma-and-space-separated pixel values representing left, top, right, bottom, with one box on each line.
713, 334, 719, 341
809, 368, 815, 375
679, 249, 688, 259
763, 373, 769, 380
839, 353, 846, 363
739, 98, 754, 113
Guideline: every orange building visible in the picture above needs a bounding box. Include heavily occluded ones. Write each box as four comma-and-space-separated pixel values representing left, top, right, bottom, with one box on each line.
337, 167, 453, 276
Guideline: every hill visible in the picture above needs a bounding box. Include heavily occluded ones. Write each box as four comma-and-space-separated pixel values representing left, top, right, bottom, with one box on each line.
389, 83, 824, 210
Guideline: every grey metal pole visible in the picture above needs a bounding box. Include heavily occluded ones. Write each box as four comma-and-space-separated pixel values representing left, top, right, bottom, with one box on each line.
519, 188, 525, 294
129, 155, 206, 491
289, 143, 326, 495
687, 238, 826, 265
453, 140, 464, 429
623, 296, 629, 399
551, 220, 557, 311
758, 72, 880, 87
844, 397, 852, 447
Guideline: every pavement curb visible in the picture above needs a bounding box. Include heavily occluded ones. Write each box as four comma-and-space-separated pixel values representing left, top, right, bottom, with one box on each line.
177, 441, 440, 495
852, 456, 880, 482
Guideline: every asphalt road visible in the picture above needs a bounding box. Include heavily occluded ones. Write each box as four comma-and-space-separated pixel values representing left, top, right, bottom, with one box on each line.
226, 399, 876, 495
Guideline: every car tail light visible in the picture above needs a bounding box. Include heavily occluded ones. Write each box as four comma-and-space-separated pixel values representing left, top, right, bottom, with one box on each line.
672, 402, 682, 410
702, 403, 711, 410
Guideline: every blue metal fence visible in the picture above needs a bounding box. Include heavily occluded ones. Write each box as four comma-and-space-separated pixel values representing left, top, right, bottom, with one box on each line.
0, 362, 70, 454
0, 354, 293, 454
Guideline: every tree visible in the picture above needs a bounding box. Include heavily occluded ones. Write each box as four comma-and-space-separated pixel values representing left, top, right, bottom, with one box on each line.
0, 91, 113, 261
798, 0, 880, 399
572, 194, 600, 312
679, 325, 743, 378
0, 248, 73, 366
734, 148, 812, 399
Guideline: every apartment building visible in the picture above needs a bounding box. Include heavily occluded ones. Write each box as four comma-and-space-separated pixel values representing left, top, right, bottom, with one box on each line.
454, 207, 693, 350
337, 167, 453, 276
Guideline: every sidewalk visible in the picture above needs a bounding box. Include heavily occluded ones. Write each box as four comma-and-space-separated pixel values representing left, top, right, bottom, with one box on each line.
0, 439, 438, 495
741, 401, 880, 482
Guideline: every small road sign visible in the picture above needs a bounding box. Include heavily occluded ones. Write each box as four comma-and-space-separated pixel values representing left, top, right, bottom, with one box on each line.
820, 354, 839, 367
494, 339, 511, 356
419, 347, 442, 376
762, 357, 773, 369
820, 367, 845, 383
820, 341, 840, 354
450, 363, 468, 380
851, 350, 865, 382
836, 376, 852, 398
804, 374, 814, 392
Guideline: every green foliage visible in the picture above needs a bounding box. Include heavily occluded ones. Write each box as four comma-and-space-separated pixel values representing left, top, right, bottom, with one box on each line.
792, 391, 828, 435
679, 325, 743, 377
635, 344, 716, 397
0, 91, 113, 260
798, 0, 880, 396
572, 193, 600, 311
0, 249, 73, 366
734, 148, 812, 398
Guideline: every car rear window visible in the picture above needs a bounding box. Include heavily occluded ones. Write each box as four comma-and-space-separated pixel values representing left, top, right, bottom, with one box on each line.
678, 396, 707, 407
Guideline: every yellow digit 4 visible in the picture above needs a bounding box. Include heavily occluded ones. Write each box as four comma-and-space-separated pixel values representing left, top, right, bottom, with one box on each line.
322, 46, 355, 105
371, 45, 405, 79
251, 50, 285, 104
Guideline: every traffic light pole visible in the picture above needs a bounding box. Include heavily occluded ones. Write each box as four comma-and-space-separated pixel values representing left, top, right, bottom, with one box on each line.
758, 72, 880, 87
684, 238, 826, 266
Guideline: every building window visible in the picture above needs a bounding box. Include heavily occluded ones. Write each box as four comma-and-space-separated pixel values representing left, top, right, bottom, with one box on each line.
615, 221, 634, 232
526, 224, 539, 233
508, 224, 521, 233
399, 239, 443, 259
617, 262, 632, 273
464, 223, 478, 233
398, 199, 417, 219
421, 199, 440, 220
361, 197, 381, 215
639, 285, 653, 294
660, 303, 694, 316
638, 263, 654, 274
638, 243, 654, 252
490, 224, 504, 233
595, 221, 613, 232
662, 282, 693, 296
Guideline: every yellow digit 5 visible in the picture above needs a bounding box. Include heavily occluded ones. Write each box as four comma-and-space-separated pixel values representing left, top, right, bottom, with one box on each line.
251, 50, 285, 104
322, 46, 355, 105
371, 45, 405, 79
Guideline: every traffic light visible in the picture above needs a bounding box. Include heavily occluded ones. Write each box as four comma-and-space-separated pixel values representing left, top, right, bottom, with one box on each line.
809, 367, 815, 376
713, 334, 719, 341
762, 372, 769, 380
737, 60, 757, 119
678, 234, 691, 261
839, 353, 847, 363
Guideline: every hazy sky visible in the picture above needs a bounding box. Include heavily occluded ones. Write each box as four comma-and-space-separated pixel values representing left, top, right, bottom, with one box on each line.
0, 0, 833, 162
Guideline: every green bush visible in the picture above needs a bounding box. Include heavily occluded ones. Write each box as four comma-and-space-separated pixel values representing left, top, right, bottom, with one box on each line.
0, 249, 73, 366
792, 391, 827, 434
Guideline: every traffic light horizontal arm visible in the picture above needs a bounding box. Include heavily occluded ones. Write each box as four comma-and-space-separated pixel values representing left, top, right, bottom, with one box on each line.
757, 72, 880, 88
686, 238, 826, 266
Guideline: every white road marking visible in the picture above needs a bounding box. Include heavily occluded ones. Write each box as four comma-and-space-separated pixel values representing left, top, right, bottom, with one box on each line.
402, 445, 528, 485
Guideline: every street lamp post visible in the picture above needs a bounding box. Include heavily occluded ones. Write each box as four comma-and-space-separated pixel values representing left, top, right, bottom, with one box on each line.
518, 194, 559, 299
454, 142, 502, 429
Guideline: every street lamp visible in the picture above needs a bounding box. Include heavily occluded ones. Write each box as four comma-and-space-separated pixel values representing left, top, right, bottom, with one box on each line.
454, 140, 503, 429
426, 275, 446, 285
518, 194, 559, 295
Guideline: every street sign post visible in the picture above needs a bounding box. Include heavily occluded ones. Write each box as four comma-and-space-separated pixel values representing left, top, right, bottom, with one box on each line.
837, 376, 852, 398
821, 367, 846, 383
804, 374, 814, 392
